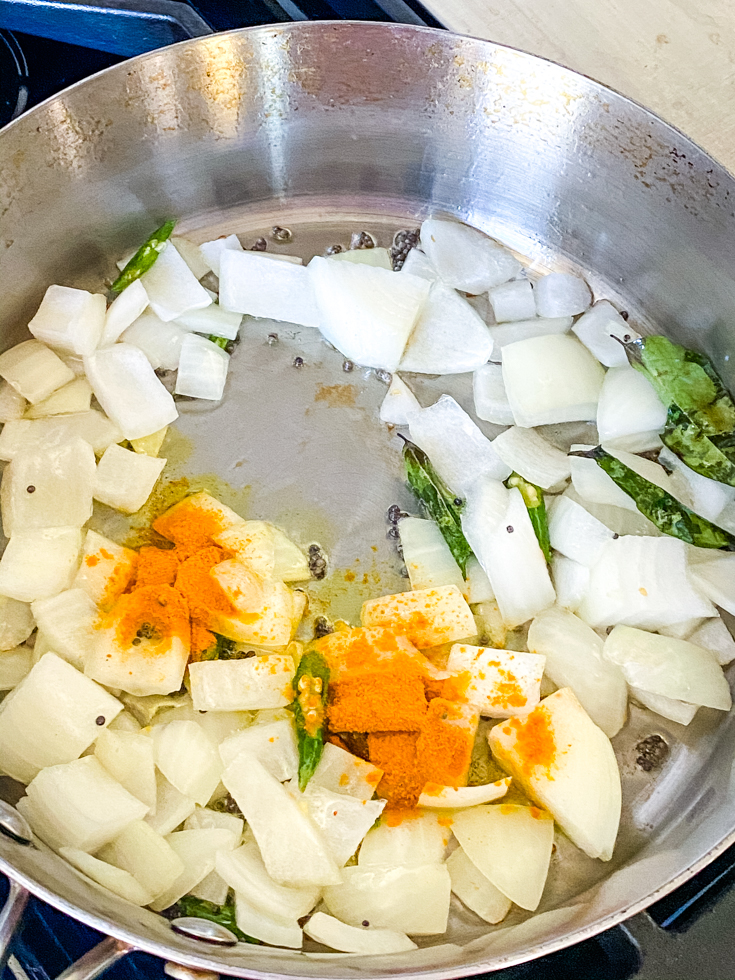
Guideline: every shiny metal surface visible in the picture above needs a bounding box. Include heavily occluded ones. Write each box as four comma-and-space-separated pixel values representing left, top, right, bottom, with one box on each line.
0, 800, 33, 846
171, 918, 239, 946
1, 19, 735, 979
0, 879, 29, 974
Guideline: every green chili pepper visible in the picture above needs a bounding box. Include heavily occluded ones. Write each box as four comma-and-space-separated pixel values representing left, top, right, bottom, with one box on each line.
209, 335, 229, 349
291, 649, 330, 791
570, 446, 735, 549
505, 472, 552, 563
662, 403, 735, 486
624, 335, 735, 436
199, 633, 239, 661
402, 439, 473, 574
170, 894, 259, 943
110, 220, 176, 294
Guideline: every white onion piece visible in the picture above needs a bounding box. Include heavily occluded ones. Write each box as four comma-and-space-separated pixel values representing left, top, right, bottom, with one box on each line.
361, 584, 475, 649
563, 485, 660, 537
215, 841, 321, 920
569, 444, 671, 513
0, 381, 26, 422
220, 719, 297, 781
330, 247, 392, 270
152, 720, 223, 806
462, 482, 555, 628
310, 742, 383, 804
220, 250, 320, 327
1, 437, 95, 535
473, 362, 515, 425
420, 218, 521, 293
629, 686, 699, 726
0, 340, 75, 404
95, 727, 157, 810
190, 869, 229, 905
657, 617, 705, 640
534, 272, 592, 318
94, 444, 166, 514
400, 247, 437, 281
357, 810, 451, 869
578, 536, 716, 631
98, 820, 184, 902
572, 301, 640, 367
0, 411, 122, 461
688, 616, 735, 666
492, 426, 570, 490
489, 688, 621, 861
189, 655, 295, 712
398, 517, 464, 592
185, 809, 244, 839
198, 233, 243, 276
149, 827, 239, 912
309, 256, 429, 371
503, 334, 605, 427
399, 282, 492, 374
446, 644, 544, 717
101, 280, 149, 347
172, 236, 212, 279
689, 553, 735, 615
175, 334, 229, 401
25, 377, 93, 419
121, 311, 186, 371
596, 367, 666, 452
409, 395, 511, 494
489, 279, 536, 323
140, 241, 212, 321
446, 847, 511, 925
303, 783, 385, 867
60, 847, 153, 906
379, 374, 421, 424
28, 285, 105, 356
234, 894, 303, 948
550, 555, 589, 613
0, 527, 82, 602
84, 343, 178, 440
528, 606, 627, 737
304, 912, 416, 954
451, 804, 554, 911
174, 304, 242, 340
464, 555, 494, 603
604, 625, 731, 710
715, 500, 735, 534
659, 446, 735, 522
30, 589, 98, 670
489, 317, 572, 359
547, 495, 615, 566
418, 778, 510, 809
145, 772, 196, 836
0, 597, 34, 651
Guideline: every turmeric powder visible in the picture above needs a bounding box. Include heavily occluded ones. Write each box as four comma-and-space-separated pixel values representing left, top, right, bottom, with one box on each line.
135, 546, 179, 589
108, 584, 190, 648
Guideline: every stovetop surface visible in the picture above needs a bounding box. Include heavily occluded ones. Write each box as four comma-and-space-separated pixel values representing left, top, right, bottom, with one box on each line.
1, 1, 735, 977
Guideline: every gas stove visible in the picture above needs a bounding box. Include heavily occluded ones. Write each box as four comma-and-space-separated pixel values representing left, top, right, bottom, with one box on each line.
1, 2, 735, 978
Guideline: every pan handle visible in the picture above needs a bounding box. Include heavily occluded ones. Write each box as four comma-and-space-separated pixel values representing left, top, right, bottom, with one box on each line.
0, 0, 214, 57
0, 878, 29, 974
55, 936, 133, 980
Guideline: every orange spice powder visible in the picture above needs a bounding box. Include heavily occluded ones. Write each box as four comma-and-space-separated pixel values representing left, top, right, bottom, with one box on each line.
367, 731, 424, 810
135, 546, 180, 589
174, 545, 236, 656
327, 668, 428, 734
108, 584, 190, 648
415, 698, 475, 788
505, 704, 557, 777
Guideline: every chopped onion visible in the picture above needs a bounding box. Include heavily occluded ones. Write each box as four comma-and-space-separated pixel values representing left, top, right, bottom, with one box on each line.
563, 485, 660, 537
198, 233, 243, 277
358, 809, 451, 869
451, 804, 554, 911
0, 340, 75, 404
189, 655, 295, 712
101, 279, 149, 347
489, 316, 573, 358
578, 536, 716, 631
60, 847, 153, 906
379, 373, 421, 424
0, 411, 122, 461
121, 311, 186, 371
0, 596, 34, 651
534, 272, 592, 318
220, 250, 320, 328
569, 444, 671, 513
464, 555, 494, 603
216, 839, 320, 920
30, 589, 98, 670
409, 395, 511, 494
418, 778, 510, 809
659, 446, 735, 522
572, 300, 640, 367
689, 553, 735, 615
140, 241, 212, 321
72, 530, 136, 607
95, 727, 157, 810
174, 334, 229, 401
492, 426, 570, 490
629, 686, 699, 726
94, 444, 166, 514
190, 869, 230, 905
331, 247, 392, 270
502, 334, 605, 427
446, 847, 511, 925
0, 380, 26, 422
462, 483, 555, 628
309, 256, 429, 371
148, 827, 239, 912
25, 377, 93, 419
171, 236, 212, 279
688, 616, 735, 666
98, 820, 185, 902
489, 279, 536, 323
28, 285, 106, 356
473, 362, 515, 425
84, 343, 178, 440
547, 495, 615, 566
489, 688, 621, 861
398, 282, 492, 374
447, 644, 544, 717
0, 527, 82, 602
604, 625, 731, 710
234, 894, 303, 948
304, 911, 417, 954
398, 517, 464, 592
597, 367, 666, 452
185, 808, 244, 839
145, 772, 196, 836
220, 719, 298, 781
420, 218, 521, 293
550, 554, 590, 613
310, 742, 383, 804
400, 247, 437, 281
174, 304, 242, 340
152, 720, 223, 806
528, 605, 627, 737
361, 584, 476, 649
303, 782, 385, 866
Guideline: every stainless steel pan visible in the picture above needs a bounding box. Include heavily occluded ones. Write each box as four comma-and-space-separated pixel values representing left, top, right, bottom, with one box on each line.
1, 19, 735, 980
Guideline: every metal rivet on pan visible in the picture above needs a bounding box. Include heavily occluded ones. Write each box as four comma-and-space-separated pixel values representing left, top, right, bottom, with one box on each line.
635, 733, 669, 772
0, 800, 33, 845
271, 226, 292, 243
170, 917, 239, 946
